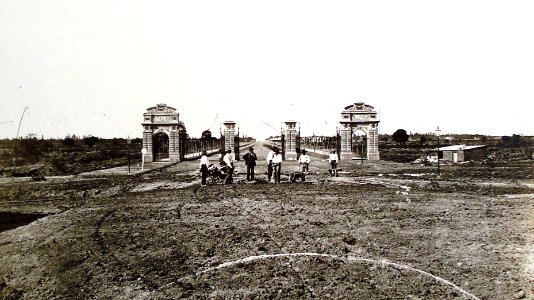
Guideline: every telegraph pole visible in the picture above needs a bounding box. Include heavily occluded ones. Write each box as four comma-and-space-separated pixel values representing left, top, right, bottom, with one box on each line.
436, 126, 441, 177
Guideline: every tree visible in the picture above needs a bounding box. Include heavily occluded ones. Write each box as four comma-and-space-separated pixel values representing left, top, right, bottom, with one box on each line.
131, 138, 143, 146
201, 130, 212, 140
63, 136, 75, 147
501, 134, 522, 148
178, 121, 189, 139
392, 129, 409, 146
15, 134, 52, 163
419, 135, 427, 146
83, 136, 99, 148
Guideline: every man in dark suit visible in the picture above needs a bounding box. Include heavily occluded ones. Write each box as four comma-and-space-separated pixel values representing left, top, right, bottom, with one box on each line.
243, 147, 258, 181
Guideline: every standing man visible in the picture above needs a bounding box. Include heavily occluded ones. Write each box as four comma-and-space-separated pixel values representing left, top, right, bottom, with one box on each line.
298, 149, 311, 173
243, 147, 257, 181
266, 146, 275, 182
199, 150, 209, 186
328, 150, 338, 177
272, 147, 283, 183
223, 149, 235, 184
218, 148, 225, 165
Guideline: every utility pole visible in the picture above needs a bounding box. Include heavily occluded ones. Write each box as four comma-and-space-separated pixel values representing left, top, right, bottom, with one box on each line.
127, 136, 131, 173
436, 126, 441, 177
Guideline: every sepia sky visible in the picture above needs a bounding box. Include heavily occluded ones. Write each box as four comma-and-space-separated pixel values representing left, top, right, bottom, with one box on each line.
1, 0, 533, 140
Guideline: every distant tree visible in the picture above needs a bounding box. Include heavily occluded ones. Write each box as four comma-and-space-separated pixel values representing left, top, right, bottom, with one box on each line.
380, 135, 389, 142
392, 129, 409, 146
178, 121, 189, 139
419, 135, 427, 145
63, 136, 76, 147
201, 130, 212, 140
480, 135, 488, 143
83, 136, 99, 148
16, 134, 52, 163
511, 134, 522, 147
112, 138, 122, 146
501, 134, 522, 148
131, 138, 143, 146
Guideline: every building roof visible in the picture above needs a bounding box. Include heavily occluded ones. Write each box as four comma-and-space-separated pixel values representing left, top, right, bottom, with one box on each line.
438, 144, 487, 151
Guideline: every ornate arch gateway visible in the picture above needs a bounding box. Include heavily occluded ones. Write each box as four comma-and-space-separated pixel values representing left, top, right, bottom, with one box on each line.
339, 101, 380, 160
142, 103, 181, 162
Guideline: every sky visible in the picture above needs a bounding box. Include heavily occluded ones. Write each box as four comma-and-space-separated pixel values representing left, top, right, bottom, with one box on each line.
1, 0, 533, 140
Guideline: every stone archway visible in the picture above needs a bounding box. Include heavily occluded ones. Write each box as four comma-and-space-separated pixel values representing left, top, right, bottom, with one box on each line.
141, 103, 181, 162
339, 101, 380, 160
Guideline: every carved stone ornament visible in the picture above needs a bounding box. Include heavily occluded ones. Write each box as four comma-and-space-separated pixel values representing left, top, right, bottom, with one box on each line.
353, 114, 369, 120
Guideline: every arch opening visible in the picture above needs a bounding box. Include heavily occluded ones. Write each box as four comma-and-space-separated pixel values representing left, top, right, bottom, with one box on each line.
153, 132, 169, 161
352, 128, 367, 159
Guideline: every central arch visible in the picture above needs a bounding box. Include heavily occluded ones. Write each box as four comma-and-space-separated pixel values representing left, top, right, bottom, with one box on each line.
339, 101, 380, 160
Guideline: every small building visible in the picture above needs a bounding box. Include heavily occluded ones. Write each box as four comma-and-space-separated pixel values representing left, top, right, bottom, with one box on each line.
438, 145, 487, 162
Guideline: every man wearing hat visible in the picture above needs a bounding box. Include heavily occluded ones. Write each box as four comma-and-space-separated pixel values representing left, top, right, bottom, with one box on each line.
243, 146, 258, 181
298, 148, 311, 174
266, 146, 276, 182
223, 148, 235, 184
328, 149, 338, 177
199, 150, 209, 186
272, 147, 283, 183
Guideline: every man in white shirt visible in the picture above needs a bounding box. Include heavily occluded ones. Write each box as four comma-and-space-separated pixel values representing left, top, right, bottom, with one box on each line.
199, 150, 209, 186
328, 150, 338, 177
298, 149, 311, 173
266, 147, 275, 181
272, 147, 283, 183
223, 149, 235, 184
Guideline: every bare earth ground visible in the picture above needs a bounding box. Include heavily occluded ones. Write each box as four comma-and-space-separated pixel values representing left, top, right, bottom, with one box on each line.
0, 142, 533, 299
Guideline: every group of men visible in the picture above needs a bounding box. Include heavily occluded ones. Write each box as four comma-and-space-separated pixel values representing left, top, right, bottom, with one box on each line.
199, 146, 339, 185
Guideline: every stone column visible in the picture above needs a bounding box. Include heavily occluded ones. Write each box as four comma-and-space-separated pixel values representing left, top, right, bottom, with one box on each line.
169, 126, 180, 162
223, 121, 236, 153
142, 126, 153, 162
284, 121, 297, 160
339, 123, 352, 160
367, 123, 380, 160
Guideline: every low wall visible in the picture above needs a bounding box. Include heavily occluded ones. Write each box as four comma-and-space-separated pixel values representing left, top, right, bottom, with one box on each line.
184, 142, 255, 160
183, 148, 220, 159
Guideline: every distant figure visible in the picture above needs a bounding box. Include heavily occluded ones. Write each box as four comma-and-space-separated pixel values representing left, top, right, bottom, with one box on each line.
298, 149, 311, 173
218, 148, 225, 165
199, 150, 209, 186
266, 146, 276, 181
243, 147, 257, 181
272, 147, 283, 183
328, 150, 338, 176
223, 149, 235, 184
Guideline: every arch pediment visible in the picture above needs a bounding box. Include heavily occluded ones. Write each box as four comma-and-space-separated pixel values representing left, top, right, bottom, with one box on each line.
343, 101, 376, 113
146, 103, 177, 114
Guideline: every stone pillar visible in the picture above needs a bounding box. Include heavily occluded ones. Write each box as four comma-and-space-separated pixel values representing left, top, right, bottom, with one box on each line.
339, 123, 352, 160
284, 121, 298, 160
143, 126, 153, 162
169, 127, 180, 162
367, 123, 380, 160
223, 121, 236, 152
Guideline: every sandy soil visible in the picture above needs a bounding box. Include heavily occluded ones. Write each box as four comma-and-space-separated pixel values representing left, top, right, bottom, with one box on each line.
0, 142, 533, 299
